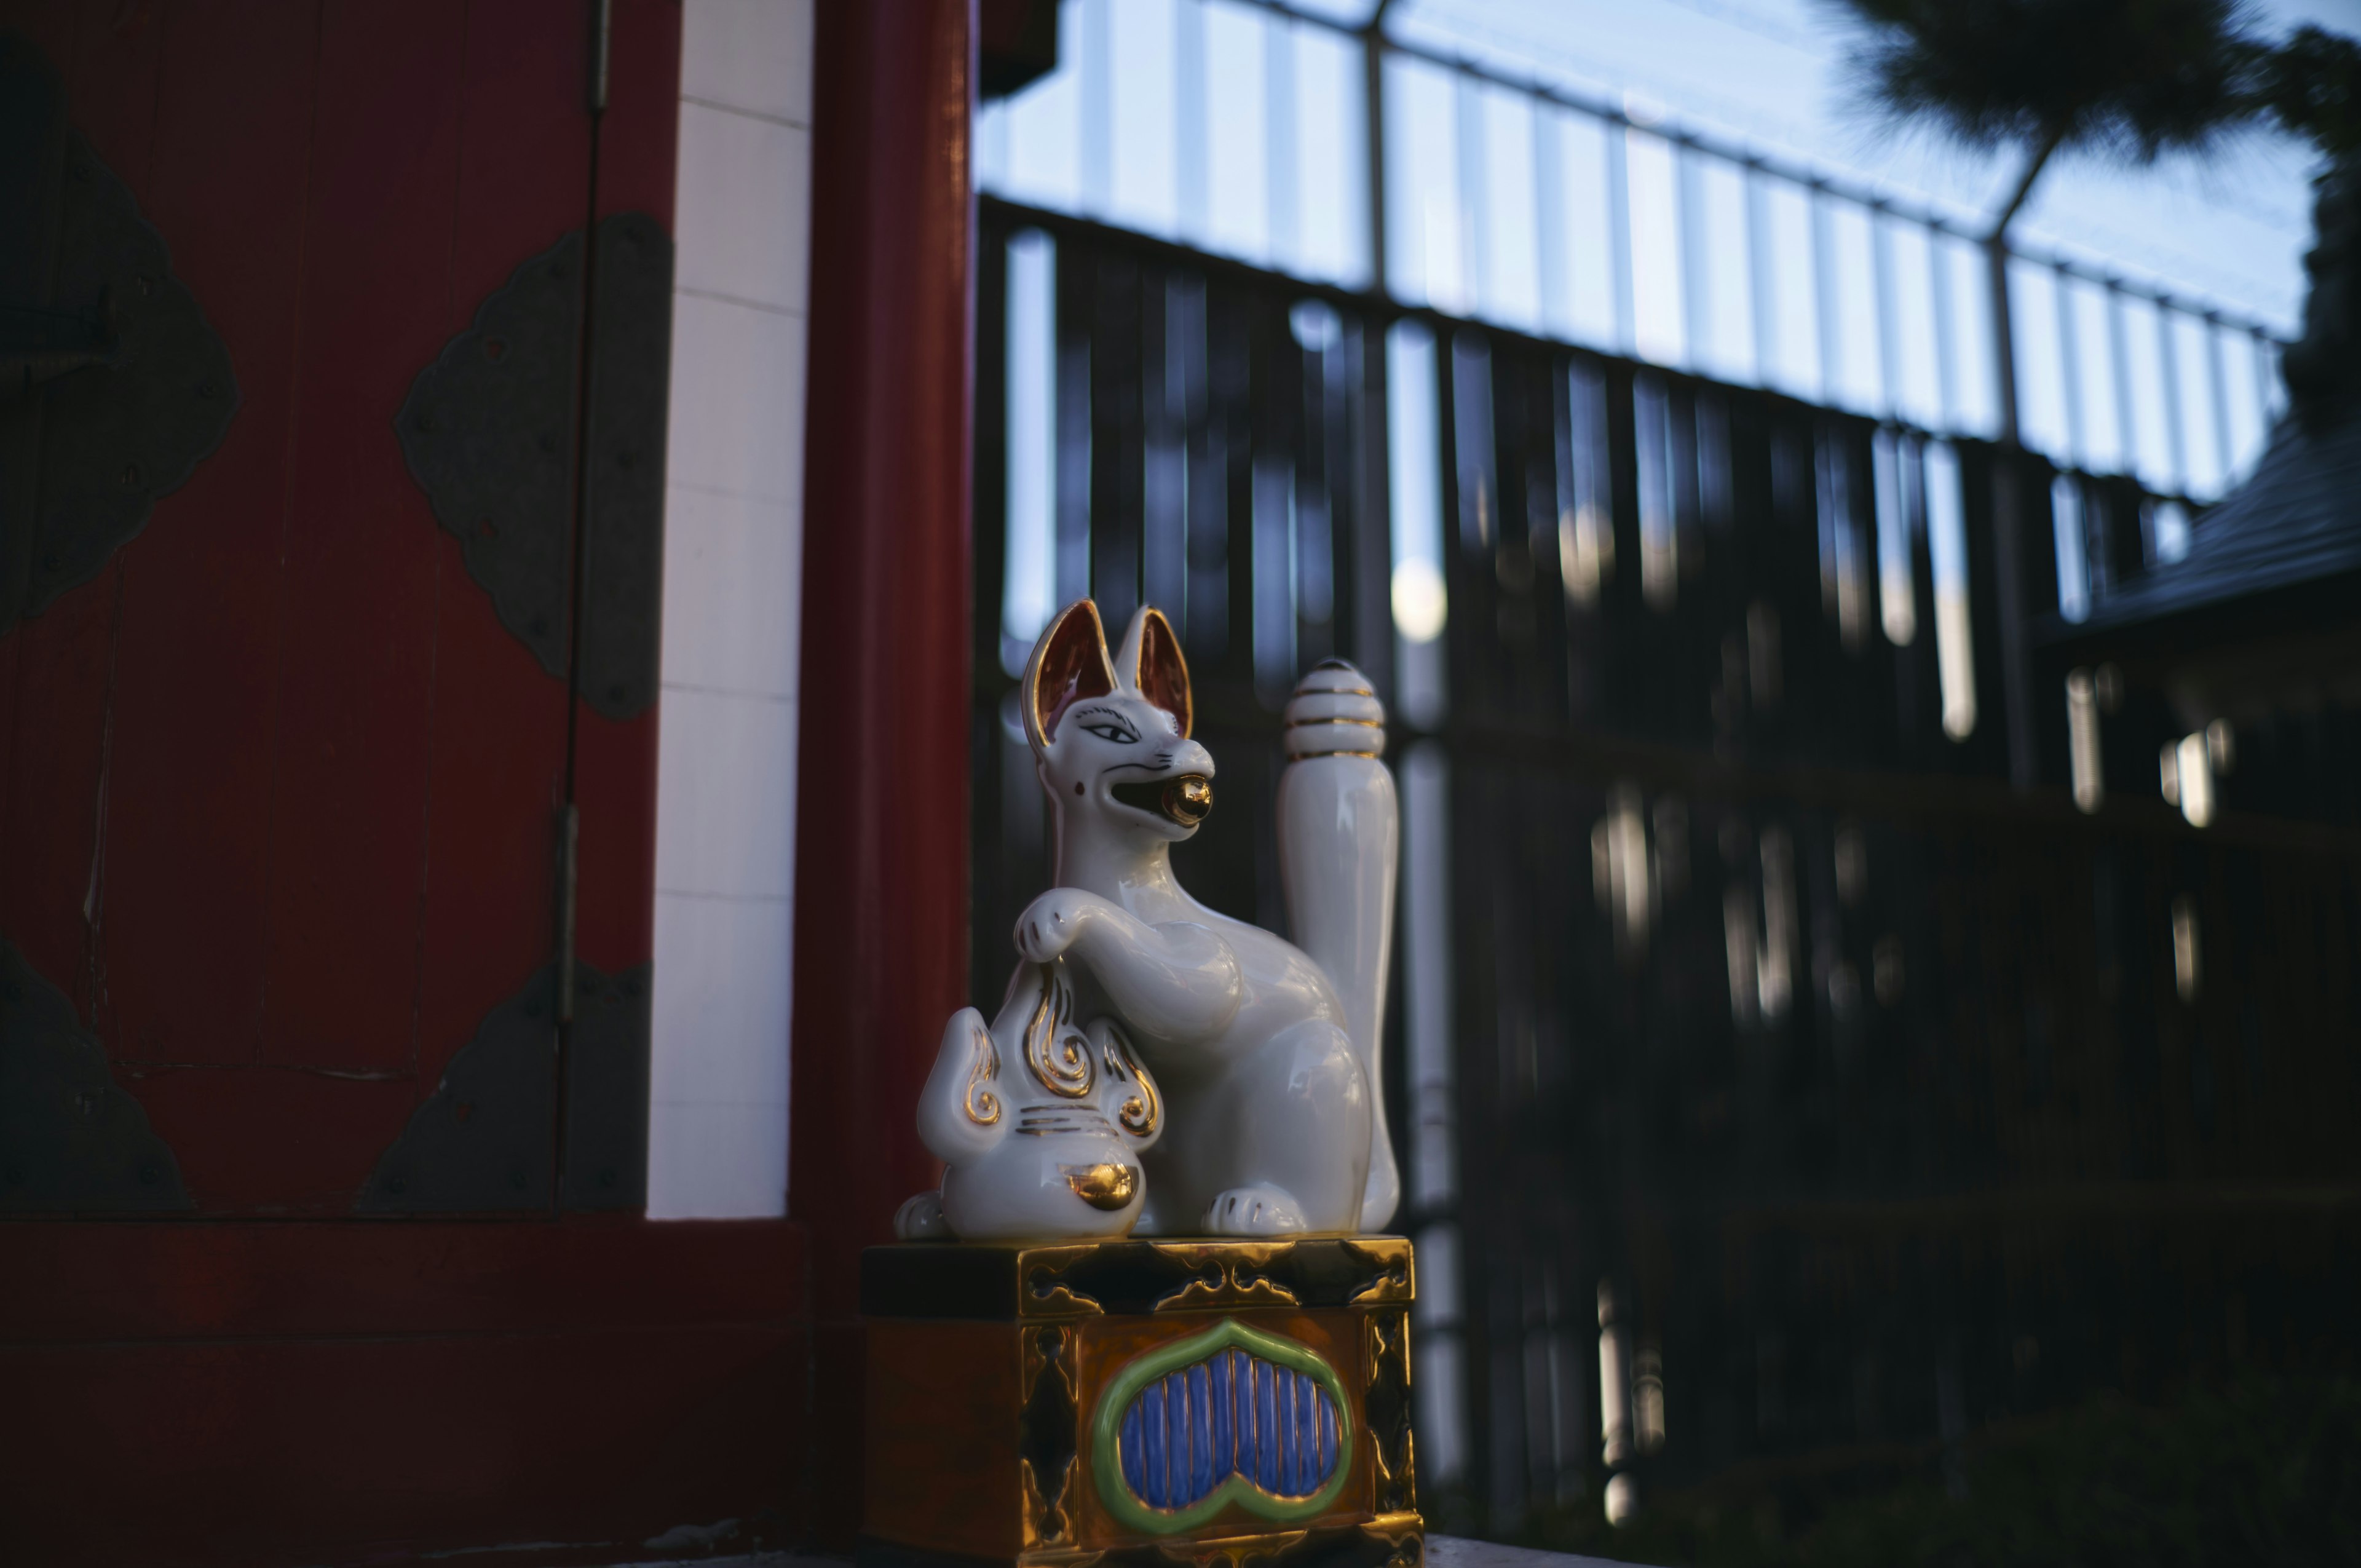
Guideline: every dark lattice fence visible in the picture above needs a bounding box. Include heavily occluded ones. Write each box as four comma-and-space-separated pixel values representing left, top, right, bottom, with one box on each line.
970, 195, 2361, 1534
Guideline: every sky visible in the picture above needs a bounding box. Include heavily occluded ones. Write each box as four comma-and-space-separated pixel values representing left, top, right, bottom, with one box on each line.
975, 0, 2358, 521
1377, 0, 2359, 336
981, 0, 2361, 332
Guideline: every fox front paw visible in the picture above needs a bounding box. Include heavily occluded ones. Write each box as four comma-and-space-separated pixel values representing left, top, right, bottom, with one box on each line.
1203, 1184, 1309, 1237
1013, 889, 1110, 964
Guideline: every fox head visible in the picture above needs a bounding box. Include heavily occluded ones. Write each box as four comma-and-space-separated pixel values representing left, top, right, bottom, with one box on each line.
1023, 600, 1215, 843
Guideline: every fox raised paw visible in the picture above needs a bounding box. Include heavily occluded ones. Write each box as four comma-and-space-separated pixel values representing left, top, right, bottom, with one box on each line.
1013, 889, 1117, 964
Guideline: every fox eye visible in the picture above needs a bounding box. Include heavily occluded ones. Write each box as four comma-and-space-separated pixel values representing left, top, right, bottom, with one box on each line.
1082, 721, 1138, 745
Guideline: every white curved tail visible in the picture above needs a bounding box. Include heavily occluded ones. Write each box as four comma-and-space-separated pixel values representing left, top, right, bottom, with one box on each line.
1275, 660, 1401, 1230
914, 1006, 1010, 1166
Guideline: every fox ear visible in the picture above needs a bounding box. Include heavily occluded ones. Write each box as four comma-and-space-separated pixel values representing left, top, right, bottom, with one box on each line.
1024, 600, 1116, 750
1118, 606, 1192, 737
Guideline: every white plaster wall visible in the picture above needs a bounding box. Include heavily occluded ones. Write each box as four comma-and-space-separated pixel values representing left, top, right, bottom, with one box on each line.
647, 0, 815, 1219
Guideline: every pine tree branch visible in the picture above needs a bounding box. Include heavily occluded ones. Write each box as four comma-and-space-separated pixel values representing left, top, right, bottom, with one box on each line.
1985, 119, 2070, 245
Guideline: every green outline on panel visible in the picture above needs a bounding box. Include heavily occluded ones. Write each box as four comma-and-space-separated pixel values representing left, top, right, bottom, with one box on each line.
1090, 1317, 1356, 1536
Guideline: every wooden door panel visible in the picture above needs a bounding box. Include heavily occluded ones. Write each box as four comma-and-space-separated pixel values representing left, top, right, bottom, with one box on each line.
57, 0, 160, 194
572, 691, 660, 975
101, 0, 318, 1068
0, 0, 644, 1214
125, 1067, 416, 1212
572, 0, 681, 983
0, 628, 14, 850
259, 0, 475, 1080
0, 0, 171, 1025
1, 0, 69, 69
411, 0, 596, 1101
0, 0, 678, 1216
0, 584, 113, 1004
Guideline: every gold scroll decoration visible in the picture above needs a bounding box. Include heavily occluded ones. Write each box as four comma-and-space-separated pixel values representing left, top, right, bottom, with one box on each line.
1096, 1020, 1161, 1139
962, 1016, 1002, 1126
1025, 963, 1094, 1099
1150, 1241, 1302, 1312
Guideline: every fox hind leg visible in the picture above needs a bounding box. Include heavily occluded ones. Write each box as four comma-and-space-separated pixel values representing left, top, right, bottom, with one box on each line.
1203, 1183, 1308, 1236
1188, 1020, 1371, 1236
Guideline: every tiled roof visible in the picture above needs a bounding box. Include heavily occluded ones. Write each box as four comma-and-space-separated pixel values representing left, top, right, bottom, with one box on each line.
2068, 402, 2361, 647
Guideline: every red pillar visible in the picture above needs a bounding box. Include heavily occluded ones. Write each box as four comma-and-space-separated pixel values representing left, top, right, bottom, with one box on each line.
791, 0, 976, 1545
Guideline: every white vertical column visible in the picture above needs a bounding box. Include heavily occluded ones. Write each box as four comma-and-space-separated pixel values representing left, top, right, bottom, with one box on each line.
647, 0, 815, 1219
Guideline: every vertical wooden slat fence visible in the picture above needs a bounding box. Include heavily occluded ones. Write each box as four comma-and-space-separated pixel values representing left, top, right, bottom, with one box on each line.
973, 194, 2361, 1534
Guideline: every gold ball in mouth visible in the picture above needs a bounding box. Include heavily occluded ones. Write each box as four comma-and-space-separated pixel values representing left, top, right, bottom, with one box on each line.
1063, 1163, 1138, 1210
1164, 774, 1213, 826
1110, 774, 1216, 827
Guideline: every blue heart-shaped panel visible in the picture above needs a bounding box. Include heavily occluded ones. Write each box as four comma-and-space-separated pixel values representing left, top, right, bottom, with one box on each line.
1116, 1346, 1343, 1510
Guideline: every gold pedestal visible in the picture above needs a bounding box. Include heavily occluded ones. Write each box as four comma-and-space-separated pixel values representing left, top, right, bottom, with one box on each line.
858, 1237, 1421, 1568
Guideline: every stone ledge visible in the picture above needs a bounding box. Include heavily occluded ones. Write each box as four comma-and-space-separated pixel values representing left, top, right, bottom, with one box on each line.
611, 1537, 1635, 1568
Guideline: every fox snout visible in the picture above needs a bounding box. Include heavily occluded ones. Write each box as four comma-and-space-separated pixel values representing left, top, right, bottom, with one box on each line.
1107, 738, 1216, 827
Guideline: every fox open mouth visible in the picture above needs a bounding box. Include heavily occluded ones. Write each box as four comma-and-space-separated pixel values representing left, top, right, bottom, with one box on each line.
1110, 774, 1214, 828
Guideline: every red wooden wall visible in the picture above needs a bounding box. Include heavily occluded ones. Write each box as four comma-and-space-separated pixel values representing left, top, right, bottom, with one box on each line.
0, 1, 811, 1562
2, 1218, 807, 1565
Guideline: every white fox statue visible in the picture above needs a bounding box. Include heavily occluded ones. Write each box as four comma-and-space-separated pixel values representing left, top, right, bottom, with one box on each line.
896, 598, 1399, 1241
